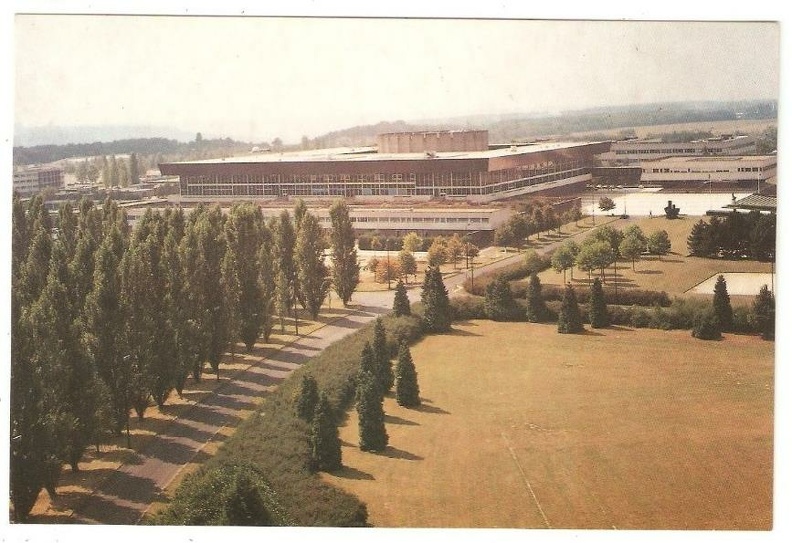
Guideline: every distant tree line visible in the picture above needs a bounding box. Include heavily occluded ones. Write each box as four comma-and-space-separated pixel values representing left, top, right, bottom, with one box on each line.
687, 211, 775, 261
10, 194, 359, 521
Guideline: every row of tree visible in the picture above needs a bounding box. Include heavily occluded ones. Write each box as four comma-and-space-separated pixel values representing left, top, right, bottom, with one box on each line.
687, 211, 776, 261
493, 201, 582, 251
72, 153, 143, 188
550, 224, 672, 284
10, 194, 360, 521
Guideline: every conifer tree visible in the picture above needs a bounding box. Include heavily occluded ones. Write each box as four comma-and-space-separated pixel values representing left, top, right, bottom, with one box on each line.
372, 318, 394, 393
421, 266, 451, 333
752, 285, 775, 340
525, 272, 548, 323
329, 200, 359, 306
557, 284, 584, 334
129, 152, 140, 184
589, 277, 609, 328
295, 374, 320, 422
359, 341, 376, 377
392, 278, 411, 316
712, 275, 734, 331
356, 370, 388, 452
395, 341, 420, 407
310, 393, 342, 472
484, 274, 518, 321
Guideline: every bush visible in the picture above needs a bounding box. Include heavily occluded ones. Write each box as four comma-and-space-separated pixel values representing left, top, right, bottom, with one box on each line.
152, 463, 290, 526
450, 296, 487, 320
691, 308, 722, 340
484, 274, 521, 321
557, 284, 584, 334
540, 285, 671, 307
467, 254, 551, 296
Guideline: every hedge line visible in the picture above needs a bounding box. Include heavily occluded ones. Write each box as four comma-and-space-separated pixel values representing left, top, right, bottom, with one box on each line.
152, 312, 424, 526
452, 295, 755, 333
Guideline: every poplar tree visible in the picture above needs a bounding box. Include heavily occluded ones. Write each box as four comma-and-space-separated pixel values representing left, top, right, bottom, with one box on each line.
395, 341, 420, 408
392, 278, 411, 316
310, 393, 342, 472
273, 210, 297, 333
712, 275, 734, 331
257, 225, 276, 343
525, 272, 548, 323
226, 203, 266, 350
557, 284, 584, 334
296, 212, 330, 320
589, 277, 609, 328
329, 200, 359, 306
356, 370, 388, 452
129, 152, 141, 184
84, 227, 130, 435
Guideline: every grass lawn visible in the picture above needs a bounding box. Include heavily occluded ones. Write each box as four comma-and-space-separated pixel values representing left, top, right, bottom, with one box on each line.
528, 215, 773, 299
325, 320, 774, 529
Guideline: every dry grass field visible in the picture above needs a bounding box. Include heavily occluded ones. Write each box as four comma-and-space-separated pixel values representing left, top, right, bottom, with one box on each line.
529, 215, 773, 300
325, 320, 774, 529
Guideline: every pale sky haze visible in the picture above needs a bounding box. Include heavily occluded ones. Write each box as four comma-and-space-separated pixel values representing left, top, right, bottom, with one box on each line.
14, 16, 780, 144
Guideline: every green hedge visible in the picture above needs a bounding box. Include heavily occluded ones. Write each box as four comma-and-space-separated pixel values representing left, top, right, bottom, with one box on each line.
152, 312, 424, 526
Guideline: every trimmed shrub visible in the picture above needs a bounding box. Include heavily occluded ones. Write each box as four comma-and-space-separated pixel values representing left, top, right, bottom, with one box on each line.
557, 284, 584, 334
450, 296, 487, 320
294, 375, 319, 422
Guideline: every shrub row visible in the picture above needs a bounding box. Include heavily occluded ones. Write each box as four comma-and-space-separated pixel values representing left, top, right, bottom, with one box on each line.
358, 235, 446, 252
467, 252, 552, 296
511, 283, 672, 308
152, 312, 424, 526
453, 295, 756, 334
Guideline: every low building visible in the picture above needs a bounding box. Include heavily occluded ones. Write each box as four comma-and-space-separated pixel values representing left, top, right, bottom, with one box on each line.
598, 135, 757, 164
639, 155, 776, 190
159, 131, 609, 203
13, 166, 64, 196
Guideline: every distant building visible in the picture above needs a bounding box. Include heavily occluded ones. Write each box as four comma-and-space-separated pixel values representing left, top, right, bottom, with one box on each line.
598, 135, 757, 164
13, 166, 64, 197
639, 155, 776, 190
159, 130, 609, 203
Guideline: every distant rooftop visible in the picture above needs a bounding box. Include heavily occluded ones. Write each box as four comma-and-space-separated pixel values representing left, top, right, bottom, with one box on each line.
168, 140, 604, 165
727, 194, 777, 211
646, 155, 775, 163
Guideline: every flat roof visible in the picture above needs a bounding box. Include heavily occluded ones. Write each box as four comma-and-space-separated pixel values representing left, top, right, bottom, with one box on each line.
727, 194, 777, 210
165, 141, 604, 166
644, 155, 775, 163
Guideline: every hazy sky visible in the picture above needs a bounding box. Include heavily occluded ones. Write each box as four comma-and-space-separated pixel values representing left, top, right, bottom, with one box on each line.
14, 16, 779, 144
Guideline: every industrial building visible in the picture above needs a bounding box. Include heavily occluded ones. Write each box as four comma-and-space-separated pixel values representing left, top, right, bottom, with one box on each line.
639, 155, 776, 190
13, 166, 64, 197
598, 135, 757, 164
159, 131, 609, 203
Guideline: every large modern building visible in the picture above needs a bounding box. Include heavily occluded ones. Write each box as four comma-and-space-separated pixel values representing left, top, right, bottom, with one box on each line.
639, 155, 776, 189
13, 166, 64, 197
598, 135, 757, 164
159, 131, 609, 203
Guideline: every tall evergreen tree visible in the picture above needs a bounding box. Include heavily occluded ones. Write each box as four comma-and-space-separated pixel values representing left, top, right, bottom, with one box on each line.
687, 219, 715, 257
395, 341, 421, 407
589, 277, 609, 328
525, 272, 548, 323
295, 212, 330, 320
359, 341, 376, 377
371, 318, 393, 393
484, 274, 519, 321
329, 200, 359, 306
752, 285, 775, 340
295, 374, 320, 422
57, 201, 79, 259
12, 193, 29, 278
392, 278, 411, 316
712, 274, 734, 331
421, 266, 451, 333
356, 370, 388, 452
310, 393, 342, 472
557, 284, 584, 334
129, 152, 141, 184
19, 199, 53, 306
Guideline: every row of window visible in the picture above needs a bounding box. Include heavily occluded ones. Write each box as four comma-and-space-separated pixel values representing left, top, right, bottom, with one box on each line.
315, 215, 490, 224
